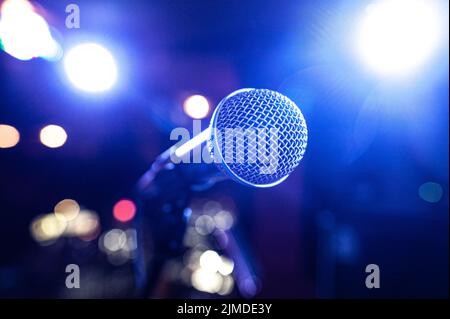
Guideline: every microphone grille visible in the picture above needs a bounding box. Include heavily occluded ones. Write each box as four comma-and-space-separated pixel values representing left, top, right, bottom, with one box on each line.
209, 89, 308, 187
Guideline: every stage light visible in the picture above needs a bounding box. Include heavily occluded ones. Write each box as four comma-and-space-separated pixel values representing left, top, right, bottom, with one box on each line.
356, 0, 443, 76
54, 199, 80, 222
64, 43, 118, 92
418, 182, 443, 203
0, 0, 61, 61
183, 95, 210, 119
64, 210, 100, 240
0, 124, 20, 148
113, 199, 136, 222
39, 125, 67, 148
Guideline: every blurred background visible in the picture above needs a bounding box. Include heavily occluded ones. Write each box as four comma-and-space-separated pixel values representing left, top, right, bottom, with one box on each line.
0, 0, 448, 298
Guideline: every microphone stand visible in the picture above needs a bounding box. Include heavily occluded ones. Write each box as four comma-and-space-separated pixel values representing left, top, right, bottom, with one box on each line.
132, 147, 225, 298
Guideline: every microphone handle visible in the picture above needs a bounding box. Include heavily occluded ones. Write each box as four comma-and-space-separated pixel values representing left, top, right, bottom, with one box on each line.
137, 127, 212, 193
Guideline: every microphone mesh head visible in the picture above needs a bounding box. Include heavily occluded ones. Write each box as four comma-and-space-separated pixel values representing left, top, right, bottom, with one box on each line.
209, 88, 308, 187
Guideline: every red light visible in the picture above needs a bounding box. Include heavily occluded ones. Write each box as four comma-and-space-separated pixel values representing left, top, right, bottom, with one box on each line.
113, 199, 136, 222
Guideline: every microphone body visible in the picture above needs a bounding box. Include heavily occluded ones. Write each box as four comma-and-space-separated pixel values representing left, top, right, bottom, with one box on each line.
138, 88, 308, 192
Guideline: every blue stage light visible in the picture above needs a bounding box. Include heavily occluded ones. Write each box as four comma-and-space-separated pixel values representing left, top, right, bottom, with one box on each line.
355, 0, 444, 77
64, 43, 118, 93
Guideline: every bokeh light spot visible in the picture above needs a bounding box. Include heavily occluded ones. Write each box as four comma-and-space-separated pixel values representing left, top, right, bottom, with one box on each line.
54, 199, 80, 222
419, 182, 443, 203
0, 0, 61, 61
356, 0, 443, 76
113, 199, 136, 222
217, 275, 234, 296
213, 210, 234, 230
39, 125, 67, 148
218, 256, 234, 276
64, 43, 118, 92
101, 229, 127, 253
191, 268, 223, 294
199, 250, 221, 273
0, 124, 20, 148
183, 95, 210, 119
195, 215, 215, 235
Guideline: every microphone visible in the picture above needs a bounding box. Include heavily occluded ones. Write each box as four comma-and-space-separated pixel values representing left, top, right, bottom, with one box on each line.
133, 88, 308, 297
138, 88, 308, 191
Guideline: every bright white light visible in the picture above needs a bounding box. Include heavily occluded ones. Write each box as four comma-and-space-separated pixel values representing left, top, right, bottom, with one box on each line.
213, 210, 234, 230
102, 229, 126, 253
217, 275, 234, 296
0, 0, 61, 61
199, 250, 222, 273
64, 210, 100, 240
183, 95, 210, 119
39, 125, 67, 148
30, 213, 67, 243
191, 268, 223, 294
0, 124, 20, 148
218, 256, 234, 276
356, 0, 443, 76
64, 43, 118, 92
